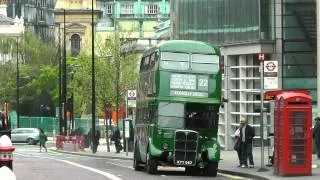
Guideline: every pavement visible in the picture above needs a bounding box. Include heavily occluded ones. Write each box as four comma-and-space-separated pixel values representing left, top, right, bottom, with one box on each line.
50, 138, 320, 180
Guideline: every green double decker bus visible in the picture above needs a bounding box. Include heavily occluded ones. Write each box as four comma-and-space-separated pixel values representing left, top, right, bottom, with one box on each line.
133, 40, 222, 176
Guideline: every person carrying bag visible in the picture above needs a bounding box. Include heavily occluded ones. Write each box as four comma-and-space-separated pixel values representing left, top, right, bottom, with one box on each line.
234, 123, 243, 167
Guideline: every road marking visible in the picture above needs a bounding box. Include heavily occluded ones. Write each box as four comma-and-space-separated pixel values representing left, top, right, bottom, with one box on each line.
14, 152, 32, 158
106, 161, 134, 170
57, 159, 123, 180
17, 150, 248, 180
104, 161, 247, 179
218, 172, 248, 180
15, 152, 123, 180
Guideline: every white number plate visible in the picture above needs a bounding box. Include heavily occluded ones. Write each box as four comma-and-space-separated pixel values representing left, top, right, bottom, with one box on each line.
176, 160, 193, 165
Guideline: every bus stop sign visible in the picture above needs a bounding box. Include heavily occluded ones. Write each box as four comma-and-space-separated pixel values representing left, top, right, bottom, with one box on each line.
259, 53, 265, 61
127, 90, 136, 100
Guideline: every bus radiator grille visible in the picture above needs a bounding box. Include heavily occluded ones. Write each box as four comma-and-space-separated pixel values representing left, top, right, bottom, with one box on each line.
174, 130, 198, 166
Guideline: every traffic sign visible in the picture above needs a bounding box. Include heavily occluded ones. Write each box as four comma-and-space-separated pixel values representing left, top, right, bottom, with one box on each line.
258, 53, 265, 61
265, 62, 276, 72
128, 100, 136, 108
263, 61, 278, 90
127, 90, 136, 100
264, 61, 278, 73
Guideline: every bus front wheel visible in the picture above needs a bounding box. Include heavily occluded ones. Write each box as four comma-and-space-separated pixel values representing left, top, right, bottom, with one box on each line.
204, 162, 218, 177
145, 151, 157, 174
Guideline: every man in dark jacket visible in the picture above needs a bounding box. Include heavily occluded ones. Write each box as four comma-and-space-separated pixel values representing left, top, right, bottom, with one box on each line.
112, 127, 122, 153
239, 116, 255, 168
313, 117, 320, 159
92, 129, 101, 153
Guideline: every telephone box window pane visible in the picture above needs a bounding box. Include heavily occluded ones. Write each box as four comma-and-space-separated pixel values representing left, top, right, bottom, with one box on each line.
290, 111, 306, 166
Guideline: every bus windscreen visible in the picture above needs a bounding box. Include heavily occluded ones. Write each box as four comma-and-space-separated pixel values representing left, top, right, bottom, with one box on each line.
160, 52, 219, 72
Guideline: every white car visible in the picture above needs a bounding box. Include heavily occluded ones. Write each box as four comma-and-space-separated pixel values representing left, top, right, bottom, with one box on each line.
11, 128, 40, 145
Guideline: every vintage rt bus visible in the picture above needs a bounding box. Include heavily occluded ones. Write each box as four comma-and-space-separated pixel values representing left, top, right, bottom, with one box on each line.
133, 40, 222, 176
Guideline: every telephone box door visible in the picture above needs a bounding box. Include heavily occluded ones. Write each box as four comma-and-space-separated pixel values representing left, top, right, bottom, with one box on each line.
286, 109, 312, 174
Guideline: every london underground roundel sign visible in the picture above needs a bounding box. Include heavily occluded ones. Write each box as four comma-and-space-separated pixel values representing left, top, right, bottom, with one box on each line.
265, 62, 276, 72
127, 90, 136, 100
264, 61, 278, 73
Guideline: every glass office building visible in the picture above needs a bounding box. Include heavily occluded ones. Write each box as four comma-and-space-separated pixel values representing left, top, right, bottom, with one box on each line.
171, 0, 274, 43
282, 0, 316, 100
171, 0, 316, 150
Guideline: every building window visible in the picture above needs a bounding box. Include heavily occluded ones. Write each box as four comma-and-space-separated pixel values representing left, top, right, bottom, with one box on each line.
121, 4, 133, 14
105, 4, 113, 14
146, 4, 158, 14
40, 0, 46, 7
39, 9, 45, 21
71, 34, 81, 57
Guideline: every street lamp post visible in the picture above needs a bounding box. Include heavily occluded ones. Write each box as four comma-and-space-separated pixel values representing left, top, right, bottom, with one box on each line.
70, 67, 75, 131
62, 9, 67, 135
105, 102, 112, 152
258, 54, 268, 172
16, 37, 20, 128
91, 0, 96, 154
56, 22, 62, 135
115, 57, 120, 129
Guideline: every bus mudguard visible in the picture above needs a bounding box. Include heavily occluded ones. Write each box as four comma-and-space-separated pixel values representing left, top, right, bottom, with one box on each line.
202, 139, 220, 162
148, 138, 163, 157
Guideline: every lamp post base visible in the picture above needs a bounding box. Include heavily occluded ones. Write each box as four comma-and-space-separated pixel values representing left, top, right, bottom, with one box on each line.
257, 167, 269, 172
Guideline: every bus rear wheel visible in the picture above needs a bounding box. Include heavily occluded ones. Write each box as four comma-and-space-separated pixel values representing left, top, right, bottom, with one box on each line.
204, 162, 218, 177
145, 151, 157, 174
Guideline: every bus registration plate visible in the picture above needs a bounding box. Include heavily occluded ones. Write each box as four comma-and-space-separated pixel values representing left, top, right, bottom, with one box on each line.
176, 160, 193, 165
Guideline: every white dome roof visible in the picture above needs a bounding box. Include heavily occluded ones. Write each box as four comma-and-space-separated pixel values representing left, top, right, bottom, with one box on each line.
0, 166, 16, 180
0, 135, 12, 147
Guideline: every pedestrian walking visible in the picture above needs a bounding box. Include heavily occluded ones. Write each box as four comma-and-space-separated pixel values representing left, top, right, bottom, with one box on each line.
112, 127, 123, 153
39, 128, 47, 152
239, 117, 255, 168
234, 123, 243, 167
92, 129, 101, 153
87, 128, 92, 149
313, 117, 320, 159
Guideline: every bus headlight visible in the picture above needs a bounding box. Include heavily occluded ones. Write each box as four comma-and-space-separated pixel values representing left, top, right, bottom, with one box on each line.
163, 143, 168, 150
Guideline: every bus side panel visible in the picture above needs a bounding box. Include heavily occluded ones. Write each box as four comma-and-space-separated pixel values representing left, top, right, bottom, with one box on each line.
136, 124, 149, 163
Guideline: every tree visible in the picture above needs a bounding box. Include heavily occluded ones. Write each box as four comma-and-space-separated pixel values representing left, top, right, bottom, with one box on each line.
95, 33, 139, 117
18, 31, 59, 116
0, 37, 19, 107
66, 32, 140, 118
0, 31, 59, 116
0, 30, 140, 118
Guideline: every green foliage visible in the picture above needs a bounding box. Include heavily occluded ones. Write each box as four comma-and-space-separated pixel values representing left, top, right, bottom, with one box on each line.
70, 33, 140, 117
0, 30, 140, 117
0, 31, 59, 116
95, 33, 140, 116
67, 54, 93, 116
0, 62, 16, 106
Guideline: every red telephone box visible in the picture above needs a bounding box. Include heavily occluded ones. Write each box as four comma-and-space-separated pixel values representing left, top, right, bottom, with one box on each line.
274, 91, 312, 176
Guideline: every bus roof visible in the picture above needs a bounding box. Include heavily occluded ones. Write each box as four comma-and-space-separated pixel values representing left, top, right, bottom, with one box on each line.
144, 40, 220, 56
